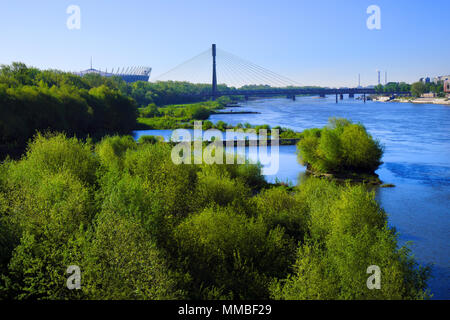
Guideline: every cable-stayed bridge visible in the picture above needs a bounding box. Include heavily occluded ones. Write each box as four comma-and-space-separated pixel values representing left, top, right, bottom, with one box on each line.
153, 44, 410, 102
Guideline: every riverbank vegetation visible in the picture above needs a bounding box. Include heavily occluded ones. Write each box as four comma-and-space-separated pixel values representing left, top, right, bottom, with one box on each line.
0, 133, 430, 300
0, 63, 235, 157
297, 118, 384, 183
0, 63, 138, 151
375, 81, 445, 98
136, 98, 231, 129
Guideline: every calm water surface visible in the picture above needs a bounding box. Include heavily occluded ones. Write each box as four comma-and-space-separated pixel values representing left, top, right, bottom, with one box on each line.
134, 96, 450, 299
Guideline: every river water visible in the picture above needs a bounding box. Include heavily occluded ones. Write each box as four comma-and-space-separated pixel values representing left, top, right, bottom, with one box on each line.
134, 96, 450, 299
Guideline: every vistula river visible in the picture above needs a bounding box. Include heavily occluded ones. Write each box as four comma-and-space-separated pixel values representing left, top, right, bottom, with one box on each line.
134, 96, 450, 299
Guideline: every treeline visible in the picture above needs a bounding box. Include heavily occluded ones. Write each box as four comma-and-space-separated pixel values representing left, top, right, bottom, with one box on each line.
0, 63, 137, 148
0, 63, 232, 151
375, 81, 445, 97
0, 133, 430, 300
375, 82, 411, 93
410, 81, 445, 97
128, 81, 231, 106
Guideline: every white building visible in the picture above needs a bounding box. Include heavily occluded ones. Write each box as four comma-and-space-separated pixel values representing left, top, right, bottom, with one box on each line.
433, 75, 450, 84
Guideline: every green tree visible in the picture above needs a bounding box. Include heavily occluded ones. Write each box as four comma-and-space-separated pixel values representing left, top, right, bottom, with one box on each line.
297, 118, 383, 174
411, 81, 426, 97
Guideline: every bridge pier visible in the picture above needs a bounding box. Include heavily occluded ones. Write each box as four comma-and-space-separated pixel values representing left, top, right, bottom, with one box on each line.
349, 93, 354, 98
340, 94, 344, 100
319, 93, 326, 98
336, 94, 338, 103
363, 93, 366, 103
286, 95, 295, 101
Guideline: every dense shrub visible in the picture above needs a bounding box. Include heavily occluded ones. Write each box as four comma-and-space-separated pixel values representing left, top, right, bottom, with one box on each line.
297, 118, 383, 174
0, 63, 138, 148
187, 105, 211, 120
139, 103, 159, 118
0, 133, 430, 300
255, 187, 308, 242
173, 207, 295, 299
270, 178, 431, 300
137, 135, 164, 145
75, 210, 180, 300
95, 135, 137, 171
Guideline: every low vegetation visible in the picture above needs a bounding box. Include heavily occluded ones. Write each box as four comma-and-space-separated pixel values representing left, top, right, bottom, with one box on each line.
0, 63, 235, 155
297, 118, 384, 177
0, 133, 430, 300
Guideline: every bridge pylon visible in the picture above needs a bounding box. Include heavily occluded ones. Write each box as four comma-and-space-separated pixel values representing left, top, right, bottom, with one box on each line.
212, 44, 217, 100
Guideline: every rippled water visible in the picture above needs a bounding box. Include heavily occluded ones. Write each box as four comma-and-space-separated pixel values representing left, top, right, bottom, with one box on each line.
134, 96, 450, 299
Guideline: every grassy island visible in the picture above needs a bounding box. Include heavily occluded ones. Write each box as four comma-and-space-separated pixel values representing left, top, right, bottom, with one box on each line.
297, 118, 384, 184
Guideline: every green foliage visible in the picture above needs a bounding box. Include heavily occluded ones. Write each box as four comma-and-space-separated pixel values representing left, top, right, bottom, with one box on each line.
76, 211, 180, 300
380, 81, 442, 96
411, 81, 427, 97
297, 118, 383, 174
11, 132, 99, 186
270, 178, 431, 300
194, 165, 252, 213
216, 96, 232, 107
173, 207, 295, 299
0, 133, 430, 300
2, 170, 94, 299
255, 187, 308, 242
95, 135, 137, 171
139, 103, 159, 118
0, 63, 138, 148
187, 105, 211, 120
374, 84, 384, 94
137, 135, 164, 145
383, 82, 411, 93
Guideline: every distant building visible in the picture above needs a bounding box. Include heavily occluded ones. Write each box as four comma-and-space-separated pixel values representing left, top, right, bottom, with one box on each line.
444, 80, 450, 93
433, 75, 450, 84
74, 66, 152, 83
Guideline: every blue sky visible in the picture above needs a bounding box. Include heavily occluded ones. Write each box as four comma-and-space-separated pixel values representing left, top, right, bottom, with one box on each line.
0, 0, 449, 87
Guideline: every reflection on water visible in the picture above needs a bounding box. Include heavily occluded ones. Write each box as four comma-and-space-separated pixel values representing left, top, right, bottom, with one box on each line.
133, 129, 260, 142
134, 96, 450, 299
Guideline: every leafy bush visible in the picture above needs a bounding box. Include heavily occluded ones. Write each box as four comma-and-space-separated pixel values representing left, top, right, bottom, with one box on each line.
140, 103, 159, 118
96, 135, 137, 171
270, 178, 431, 300
0, 133, 430, 300
173, 207, 295, 299
297, 118, 383, 174
187, 105, 211, 120
10, 132, 99, 186
137, 135, 164, 145
76, 210, 180, 300
2, 171, 94, 299
194, 165, 252, 214
255, 187, 308, 242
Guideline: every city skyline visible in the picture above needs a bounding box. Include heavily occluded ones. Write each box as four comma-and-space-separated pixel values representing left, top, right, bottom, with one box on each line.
0, 0, 449, 87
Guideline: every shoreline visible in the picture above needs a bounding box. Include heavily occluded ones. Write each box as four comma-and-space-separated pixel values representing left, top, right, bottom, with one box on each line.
372, 96, 450, 106
305, 168, 383, 185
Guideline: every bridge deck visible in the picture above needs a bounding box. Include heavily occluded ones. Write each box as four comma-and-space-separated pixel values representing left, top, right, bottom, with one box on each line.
194, 88, 410, 97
